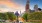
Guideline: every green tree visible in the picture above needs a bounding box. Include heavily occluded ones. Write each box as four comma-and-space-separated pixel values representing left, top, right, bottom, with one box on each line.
0, 13, 9, 20
29, 12, 42, 20
3, 13, 9, 20
22, 13, 28, 22
7, 12, 16, 21
0, 13, 3, 19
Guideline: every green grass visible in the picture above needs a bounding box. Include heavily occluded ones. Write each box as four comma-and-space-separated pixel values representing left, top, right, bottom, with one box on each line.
0, 22, 42, 23
0, 22, 12, 23
23, 22, 42, 23
0, 22, 7, 23
0, 22, 1, 23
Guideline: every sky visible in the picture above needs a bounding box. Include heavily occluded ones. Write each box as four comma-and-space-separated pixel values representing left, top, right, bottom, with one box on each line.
0, 0, 42, 13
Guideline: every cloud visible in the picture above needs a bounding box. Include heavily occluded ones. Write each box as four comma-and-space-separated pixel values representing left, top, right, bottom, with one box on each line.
0, 0, 20, 8
0, 0, 25, 13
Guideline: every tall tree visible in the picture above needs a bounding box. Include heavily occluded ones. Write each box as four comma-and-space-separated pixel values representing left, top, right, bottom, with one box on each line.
3, 13, 9, 20
0, 13, 9, 21
22, 13, 28, 22
7, 12, 16, 21
29, 12, 42, 20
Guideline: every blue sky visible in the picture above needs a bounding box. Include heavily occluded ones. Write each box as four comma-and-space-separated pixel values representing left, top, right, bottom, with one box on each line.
0, 0, 42, 13
13, 0, 42, 10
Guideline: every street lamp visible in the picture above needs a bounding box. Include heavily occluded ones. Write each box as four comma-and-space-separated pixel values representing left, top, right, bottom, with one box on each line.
15, 11, 19, 23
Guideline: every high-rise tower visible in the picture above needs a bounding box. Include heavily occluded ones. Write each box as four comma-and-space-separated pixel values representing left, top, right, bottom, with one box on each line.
34, 4, 38, 12
25, 0, 30, 13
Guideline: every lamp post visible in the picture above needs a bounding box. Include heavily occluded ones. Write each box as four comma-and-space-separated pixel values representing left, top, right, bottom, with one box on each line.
15, 11, 19, 23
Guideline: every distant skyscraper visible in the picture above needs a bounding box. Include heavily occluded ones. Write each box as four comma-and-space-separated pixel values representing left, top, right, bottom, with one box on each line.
34, 4, 38, 12
20, 10, 21, 15
25, 0, 30, 13
41, 9, 42, 12
20, 10, 21, 16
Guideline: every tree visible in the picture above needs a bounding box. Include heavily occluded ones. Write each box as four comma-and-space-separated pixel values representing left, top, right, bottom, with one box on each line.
0, 13, 3, 19
22, 13, 28, 22
28, 12, 42, 20
7, 12, 16, 21
38, 8, 41, 11
3, 13, 9, 20
0, 13, 9, 20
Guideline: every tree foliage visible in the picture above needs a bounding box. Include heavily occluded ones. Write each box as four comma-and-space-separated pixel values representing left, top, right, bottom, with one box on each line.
0, 13, 9, 20
7, 12, 16, 21
3, 13, 9, 20
0, 12, 16, 21
22, 13, 28, 22
0, 13, 3, 19
28, 12, 42, 20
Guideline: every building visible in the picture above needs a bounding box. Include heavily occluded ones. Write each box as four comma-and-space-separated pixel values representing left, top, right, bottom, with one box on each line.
38, 8, 41, 12
34, 4, 38, 12
25, 0, 30, 13
41, 9, 42, 12
29, 9, 35, 13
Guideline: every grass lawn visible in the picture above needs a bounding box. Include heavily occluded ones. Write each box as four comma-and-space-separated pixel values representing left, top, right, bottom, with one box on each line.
0, 22, 5, 23
23, 22, 42, 23
0, 22, 12, 23
0, 22, 42, 23
0, 22, 1, 23
23, 22, 31, 23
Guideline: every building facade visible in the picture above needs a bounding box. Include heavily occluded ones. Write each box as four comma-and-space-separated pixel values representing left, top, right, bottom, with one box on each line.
25, 0, 30, 13
34, 4, 38, 12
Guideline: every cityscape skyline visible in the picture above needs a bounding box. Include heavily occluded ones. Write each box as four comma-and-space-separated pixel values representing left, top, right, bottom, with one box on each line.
0, 0, 42, 13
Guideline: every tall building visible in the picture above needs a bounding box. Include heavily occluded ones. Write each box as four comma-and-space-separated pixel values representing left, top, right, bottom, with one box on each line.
25, 0, 30, 13
41, 9, 42, 12
34, 4, 38, 12
20, 10, 21, 15
20, 10, 21, 16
